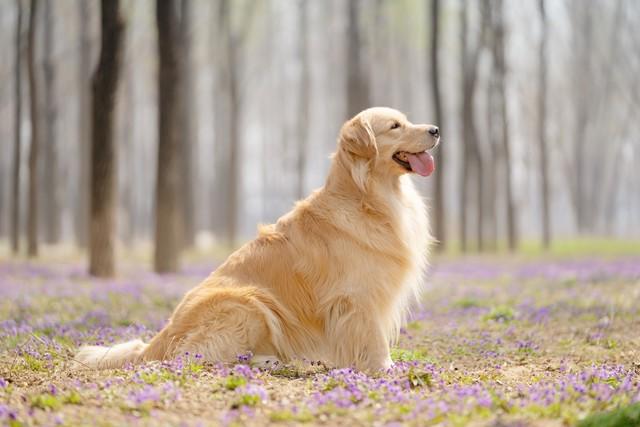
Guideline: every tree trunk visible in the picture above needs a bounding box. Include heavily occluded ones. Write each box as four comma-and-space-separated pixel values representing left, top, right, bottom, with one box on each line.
179, 0, 196, 248
42, 0, 60, 244
569, 2, 593, 234
227, 37, 240, 248
211, 0, 234, 246
485, 61, 499, 252
260, 1, 276, 220
473, 124, 484, 252
11, 0, 23, 254
154, 0, 183, 273
121, 66, 134, 246
26, 0, 40, 258
211, 1, 228, 239
216, 0, 240, 247
346, 0, 371, 118
493, 0, 517, 251
212, 0, 255, 246
459, 0, 469, 253
296, 0, 310, 200
89, 0, 125, 277
567, 1, 622, 233
76, 0, 92, 248
591, 0, 624, 232
429, 0, 446, 251
459, 0, 483, 253
537, 0, 551, 249
463, 99, 483, 253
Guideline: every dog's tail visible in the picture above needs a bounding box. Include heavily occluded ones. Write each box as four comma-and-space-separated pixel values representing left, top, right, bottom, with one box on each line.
73, 327, 174, 370
73, 339, 148, 370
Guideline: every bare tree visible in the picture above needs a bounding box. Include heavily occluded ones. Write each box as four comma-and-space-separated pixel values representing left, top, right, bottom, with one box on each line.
211, 2, 228, 242
482, 0, 499, 252
212, 0, 257, 247
213, 0, 238, 247
346, 0, 371, 118
1, 0, 636, 252
296, 0, 310, 200
484, 75, 499, 251
121, 63, 136, 246
429, 0, 445, 251
42, 0, 60, 244
179, 0, 196, 248
538, 0, 551, 248
566, 0, 626, 233
89, 0, 125, 277
258, 1, 277, 221
568, 3, 592, 233
459, 0, 484, 252
492, 0, 518, 251
223, 0, 239, 247
26, 0, 40, 258
154, 0, 184, 273
76, 0, 92, 248
11, 0, 23, 254
592, 0, 626, 232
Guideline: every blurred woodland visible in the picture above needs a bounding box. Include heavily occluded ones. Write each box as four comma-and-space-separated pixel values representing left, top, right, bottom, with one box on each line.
0, 0, 638, 276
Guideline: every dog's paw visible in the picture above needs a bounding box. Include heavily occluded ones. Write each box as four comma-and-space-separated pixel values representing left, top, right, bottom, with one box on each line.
382, 356, 393, 370
359, 356, 393, 374
251, 355, 282, 369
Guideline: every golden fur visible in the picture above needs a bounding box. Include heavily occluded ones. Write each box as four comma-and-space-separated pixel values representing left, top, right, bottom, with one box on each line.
75, 107, 439, 372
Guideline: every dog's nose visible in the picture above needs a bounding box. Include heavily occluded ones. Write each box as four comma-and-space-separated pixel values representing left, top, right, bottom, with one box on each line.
428, 126, 439, 137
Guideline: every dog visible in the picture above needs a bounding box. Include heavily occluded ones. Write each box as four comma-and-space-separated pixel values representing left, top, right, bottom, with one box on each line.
75, 107, 439, 372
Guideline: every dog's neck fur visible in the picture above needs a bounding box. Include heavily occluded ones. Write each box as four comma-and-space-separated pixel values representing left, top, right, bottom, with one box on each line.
320, 147, 429, 345
325, 149, 402, 212
317, 148, 415, 267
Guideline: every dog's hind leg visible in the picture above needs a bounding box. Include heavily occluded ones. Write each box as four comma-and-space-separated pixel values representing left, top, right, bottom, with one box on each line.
158, 291, 280, 364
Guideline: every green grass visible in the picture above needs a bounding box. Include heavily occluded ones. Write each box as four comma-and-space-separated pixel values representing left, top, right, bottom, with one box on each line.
269, 409, 314, 423
578, 403, 640, 427
140, 369, 182, 385
63, 391, 83, 405
390, 347, 431, 362
222, 374, 247, 391
407, 367, 432, 389
23, 354, 45, 372
454, 297, 484, 309
483, 305, 516, 322
235, 393, 262, 407
2, 256, 639, 426
521, 238, 640, 257
322, 377, 345, 392
30, 393, 62, 411
440, 238, 640, 258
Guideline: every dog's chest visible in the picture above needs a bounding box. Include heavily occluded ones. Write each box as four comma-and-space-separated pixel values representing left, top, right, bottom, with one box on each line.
355, 180, 429, 292
390, 179, 430, 265
384, 179, 430, 334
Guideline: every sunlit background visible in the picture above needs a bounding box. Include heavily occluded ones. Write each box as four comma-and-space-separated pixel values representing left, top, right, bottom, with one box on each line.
0, 0, 638, 271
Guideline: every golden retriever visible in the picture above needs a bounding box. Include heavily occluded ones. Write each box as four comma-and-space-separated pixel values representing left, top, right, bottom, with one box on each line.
75, 107, 439, 372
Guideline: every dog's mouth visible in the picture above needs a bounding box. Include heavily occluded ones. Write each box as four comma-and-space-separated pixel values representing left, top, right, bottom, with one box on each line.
392, 150, 435, 177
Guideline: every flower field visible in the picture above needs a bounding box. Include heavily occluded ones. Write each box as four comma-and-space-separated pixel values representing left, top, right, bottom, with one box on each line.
1, 256, 639, 426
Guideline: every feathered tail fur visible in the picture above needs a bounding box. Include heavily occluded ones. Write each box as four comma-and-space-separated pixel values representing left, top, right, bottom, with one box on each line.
73, 339, 148, 370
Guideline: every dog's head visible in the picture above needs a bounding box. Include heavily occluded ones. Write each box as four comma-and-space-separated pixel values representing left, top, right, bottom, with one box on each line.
337, 107, 439, 190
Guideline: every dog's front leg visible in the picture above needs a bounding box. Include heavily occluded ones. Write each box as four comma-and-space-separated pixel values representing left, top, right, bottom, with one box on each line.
326, 297, 391, 372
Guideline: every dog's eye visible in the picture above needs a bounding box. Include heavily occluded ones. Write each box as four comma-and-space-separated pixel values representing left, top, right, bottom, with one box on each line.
390, 122, 401, 130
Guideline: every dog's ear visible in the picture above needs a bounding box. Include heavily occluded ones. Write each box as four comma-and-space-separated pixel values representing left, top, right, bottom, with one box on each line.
337, 115, 377, 192
339, 116, 378, 159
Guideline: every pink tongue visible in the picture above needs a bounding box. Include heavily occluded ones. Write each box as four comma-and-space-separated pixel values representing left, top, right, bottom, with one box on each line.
407, 152, 435, 177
